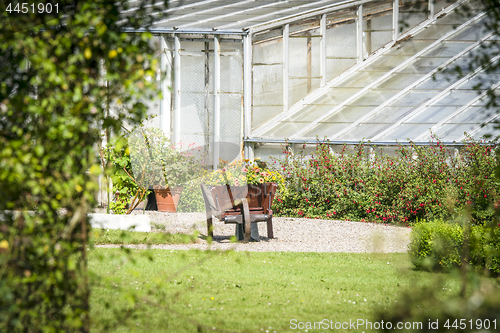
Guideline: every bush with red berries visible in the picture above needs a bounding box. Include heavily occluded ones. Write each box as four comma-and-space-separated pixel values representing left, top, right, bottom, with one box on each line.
271, 135, 498, 225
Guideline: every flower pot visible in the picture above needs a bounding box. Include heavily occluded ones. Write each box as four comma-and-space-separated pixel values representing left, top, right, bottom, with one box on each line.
153, 186, 183, 212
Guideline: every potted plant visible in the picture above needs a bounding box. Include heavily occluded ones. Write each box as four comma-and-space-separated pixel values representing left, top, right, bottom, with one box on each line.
204, 158, 284, 209
128, 127, 204, 212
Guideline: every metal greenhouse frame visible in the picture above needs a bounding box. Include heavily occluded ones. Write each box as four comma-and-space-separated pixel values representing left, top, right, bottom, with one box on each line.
124, 0, 498, 167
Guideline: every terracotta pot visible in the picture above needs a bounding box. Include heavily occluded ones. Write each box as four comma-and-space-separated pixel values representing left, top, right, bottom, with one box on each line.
153, 186, 183, 212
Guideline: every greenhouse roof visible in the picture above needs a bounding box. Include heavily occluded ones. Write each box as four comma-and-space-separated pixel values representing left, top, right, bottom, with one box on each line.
123, 0, 375, 34
252, 5, 500, 144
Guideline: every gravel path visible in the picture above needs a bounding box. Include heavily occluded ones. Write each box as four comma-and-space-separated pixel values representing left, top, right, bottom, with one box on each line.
97, 211, 411, 253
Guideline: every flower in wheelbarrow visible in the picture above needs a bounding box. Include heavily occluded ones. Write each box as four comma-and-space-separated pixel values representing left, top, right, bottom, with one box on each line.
242, 167, 248, 172
259, 178, 265, 184
234, 179, 240, 186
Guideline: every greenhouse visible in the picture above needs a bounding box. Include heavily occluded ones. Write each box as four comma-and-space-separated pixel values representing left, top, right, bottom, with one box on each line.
125, 0, 500, 165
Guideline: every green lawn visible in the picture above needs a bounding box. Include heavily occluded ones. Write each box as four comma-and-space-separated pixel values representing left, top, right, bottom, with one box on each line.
90, 228, 198, 245
89, 249, 462, 332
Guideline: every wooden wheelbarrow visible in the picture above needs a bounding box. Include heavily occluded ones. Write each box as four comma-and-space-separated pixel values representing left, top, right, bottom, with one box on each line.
200, 183, 277, 242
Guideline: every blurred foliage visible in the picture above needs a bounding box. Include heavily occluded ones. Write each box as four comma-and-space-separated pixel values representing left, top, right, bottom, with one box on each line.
90, 228, 198, 246
0, 1, 167, 331
101, 136, 150, 215
410, 219, 500, 273
176, 179, 207, 213
377, 2, 500, 328
376, 275, 500, 332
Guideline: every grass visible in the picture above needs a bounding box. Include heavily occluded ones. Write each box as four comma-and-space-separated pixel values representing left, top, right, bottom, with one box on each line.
90, 228, 198, 245
89, 248, 462, 332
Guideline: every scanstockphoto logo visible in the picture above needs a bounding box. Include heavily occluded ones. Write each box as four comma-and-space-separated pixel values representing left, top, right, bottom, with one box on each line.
290, 319, 424, 331
1, 0, 74, 32
289, 318, 498, 331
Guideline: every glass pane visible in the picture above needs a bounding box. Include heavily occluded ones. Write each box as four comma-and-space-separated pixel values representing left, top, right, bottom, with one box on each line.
457, 73, 500, 90
388, 91, 437, 106
362, 106, 414, 123
180, 92, 209, 145
376, 124, 434, 141
220, 44, 243, 94
348, 90, 400, 106
289, 37, 321, 77
399, 0, 428, 35
415, 23, 457, 40
340, 123, 388, 141
375, 73, 428, 89
316, 87, 362, 105
326, 58, 357, 81
414, 74, 461, 90
364, 55, 413, 72
370, 31, 394, 54
408, 106, 460, 123
447, 17, 490, 41
326, 22, 357, 57
252, 106, 283, 131
253, 38, 282, 64
253, 64, 283, 106
472, 123, 500, 140
417, 131, 434, 141
333, 71, 386, 88
433, 90, 483, 106
289, 78, 321, 105
181, 42, 207, 93
433, 123, 480, 141
446, 106, 493, 124
302, 123, 350, 138
441, 56, 476, 74
220, 93, 243, 160
322, 106, 375, 123
286, 103, 337, 122
423, 41, 475, 58
407, 56, 450, 72
384, 40, 435, 57
368, 12, 393, 54
435, 10, 467, 25
261, 121, 307, 138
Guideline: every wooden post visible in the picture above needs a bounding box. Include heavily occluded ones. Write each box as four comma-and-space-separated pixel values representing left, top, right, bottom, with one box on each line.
366, 19, 372, 57
307, 35, 312, 93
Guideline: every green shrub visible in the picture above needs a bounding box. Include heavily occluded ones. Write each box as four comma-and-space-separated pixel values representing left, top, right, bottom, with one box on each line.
410, 220, 464, 270
0, 1, 166, 331
176, 179, 205, 212
410, 219, 500, 274
470, 224, 500, 274
104, 140, 150, 215
272, 136, 498, 224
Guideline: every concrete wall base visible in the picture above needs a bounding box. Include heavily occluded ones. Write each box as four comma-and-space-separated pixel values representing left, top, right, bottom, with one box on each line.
89, 213, 151, 232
